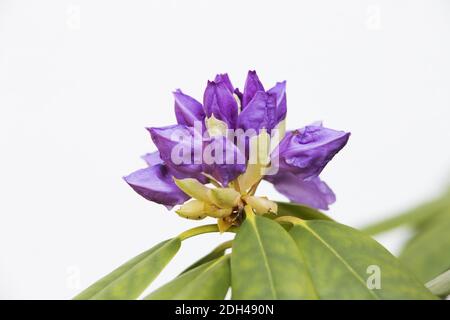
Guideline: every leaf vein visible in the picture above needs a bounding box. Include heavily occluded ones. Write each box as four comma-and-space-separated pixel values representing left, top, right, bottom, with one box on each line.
250, 219, 278, 299
300, 223, 381, 300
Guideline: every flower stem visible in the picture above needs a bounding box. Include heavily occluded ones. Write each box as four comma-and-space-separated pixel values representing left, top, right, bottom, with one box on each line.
212, 240, 233, 252
178, 224, 235, 241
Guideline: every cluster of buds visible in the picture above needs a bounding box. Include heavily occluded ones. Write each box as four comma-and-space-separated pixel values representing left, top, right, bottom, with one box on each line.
124, 71, 350, 228
175, 174, 277, 231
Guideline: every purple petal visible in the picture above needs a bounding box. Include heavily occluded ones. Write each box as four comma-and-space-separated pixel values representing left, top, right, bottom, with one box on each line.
173, 89, 205, 127
202, 136, 246, 186
214, 73, 234, 93
237, 91, 277, 132
267, 81, 287, 124
273, 125, 350, 179
141, 151, 163, 166
242, 70, 264, 108
267, 173, 335, 210
148, 124, 203, 176
203, 80, 238, 129
202, 82, 215, 117
124, 165, 189, 209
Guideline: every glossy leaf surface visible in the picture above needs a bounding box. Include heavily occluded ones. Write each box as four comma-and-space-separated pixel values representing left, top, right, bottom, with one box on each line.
74, 238, 180, 300
145, 256, 230, 300
231, 215, 317, 299
289, 220, 436, 299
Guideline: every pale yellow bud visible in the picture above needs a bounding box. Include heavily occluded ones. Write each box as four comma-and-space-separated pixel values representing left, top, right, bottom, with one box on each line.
208, 188, 241, 208
243, 196, 278, 215
206, 207, 233, 218
248, 129, 271, 166
200, 173, 222, 188
176, 200, 208, 220
174, 178, 212, 203
205, 115, 227, 137
238, 130, 272, 193
234, 93, 242, 113
237, 164, 263, 193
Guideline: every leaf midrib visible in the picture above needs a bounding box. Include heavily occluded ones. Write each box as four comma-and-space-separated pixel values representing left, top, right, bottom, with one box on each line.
250, 218, 278, 299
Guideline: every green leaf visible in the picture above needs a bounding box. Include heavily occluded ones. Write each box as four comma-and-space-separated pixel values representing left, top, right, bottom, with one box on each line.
145, 255, 230, 300
399, 211, 450, 283
362, 188, 450, 235
360, 188, 450, 284
289, 220, 437, 299
231, 215, 317, 299
74, 238, 181, 300
275, 202, 333, 221
180, 240, 232, 275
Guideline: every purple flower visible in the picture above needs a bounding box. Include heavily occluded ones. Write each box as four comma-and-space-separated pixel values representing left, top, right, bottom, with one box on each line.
203, 78, 239, 129
147, 124, 203, 176
272, 124, 350, 180
124, 165, 189, 210
237, 91, 277, 132
125, 71, 350, 211
265, 173, 336, 210
173, 89, 205, 127
202, 136, 246, 186
237, 71, 287, 132
242, 70, 265, 108
267, 81, 287, 125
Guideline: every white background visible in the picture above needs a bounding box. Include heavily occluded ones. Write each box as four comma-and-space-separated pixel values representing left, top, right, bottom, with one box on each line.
0, 0, 449, 299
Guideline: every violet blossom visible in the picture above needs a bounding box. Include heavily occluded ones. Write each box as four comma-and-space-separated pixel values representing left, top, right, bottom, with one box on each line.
124, 71, 349, 226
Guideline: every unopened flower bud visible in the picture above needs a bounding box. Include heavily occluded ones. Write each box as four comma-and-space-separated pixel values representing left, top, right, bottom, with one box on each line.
206, 207, 233, 218
208, 188, 241, 208
176, 200, 209, 220
248, 129, 271, 166
174, 178, 212, 203
243, 196, 278, 215
205, 115, 228, 137
237, 164, 263, 193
